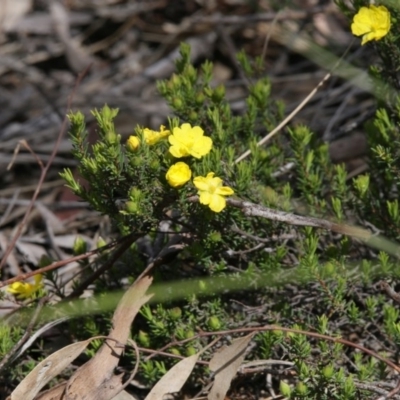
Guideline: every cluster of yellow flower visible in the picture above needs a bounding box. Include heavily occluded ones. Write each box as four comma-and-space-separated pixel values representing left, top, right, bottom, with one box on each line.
127, 125, 171, 150
7, 274, 43, 299
126, 123, 234, 213
351, 5, 390, 45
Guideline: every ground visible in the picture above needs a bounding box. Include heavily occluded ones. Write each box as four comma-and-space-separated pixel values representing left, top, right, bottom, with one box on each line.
0, 1, 394, 399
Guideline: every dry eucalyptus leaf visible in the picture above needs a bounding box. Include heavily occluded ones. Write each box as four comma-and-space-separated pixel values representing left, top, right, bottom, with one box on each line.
0, 0, 32, 32
50, 1, 95, 73
208, 333, 253, 400
64, 276, 153, 400
34, 382, 66, 400
144, 353, 200, 400
10, 338, 94, 400
111, 390, 139, 400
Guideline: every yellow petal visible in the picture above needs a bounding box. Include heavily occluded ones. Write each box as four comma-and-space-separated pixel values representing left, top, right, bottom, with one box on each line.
215, 186, 234, 196
199, 191, 212, 205
166, 162, 192, 187
193, 176, 210, 191
34, 274, 43, 288
209, 195, 226, 212
126, 135, 140, 151
351, 5, 391, 45
189, 137, 213, 158
7, 282, 25, 294
169, 145, 189, 158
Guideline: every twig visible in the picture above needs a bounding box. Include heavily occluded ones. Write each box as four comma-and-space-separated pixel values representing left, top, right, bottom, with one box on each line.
0, 238, 119, 289
260, 10, 282, 66
234, 33, 354, 164
0, 297, 47, 372
380, 281, 400, 304
187, 196, 370, 239
227, 197, 369, 237
0, 66, 90, 272
65, 232, 141, 299
190, 8, 326, 26
198, 325, 400, 374
7, 140, 43, 170
231, 224, 297, 243
354, 381, 400, 399
0, 189, 20, 226
234, 67, 333, 163
133, 242, 187, 284
379, 381, 400, 400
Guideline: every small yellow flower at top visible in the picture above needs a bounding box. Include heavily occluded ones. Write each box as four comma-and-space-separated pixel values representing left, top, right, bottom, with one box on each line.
351, 5, 391, 45
166, 162, 192, 188
126, 135, 140, 152
193, 172, 234, 212
7, 274, 43, 299
169, 123, 212, 159
127, 126, 170, 150
143, 125, 170, 145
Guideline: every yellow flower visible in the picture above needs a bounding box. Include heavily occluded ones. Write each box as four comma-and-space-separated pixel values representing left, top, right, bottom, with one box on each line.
126, 135, 140, 151
351, 5, 391, 45
168, 123, 212, 159
143, 125, 170, 145
7, 274, 43, 299
193, 172, 234, 212
166, 162, 192, 188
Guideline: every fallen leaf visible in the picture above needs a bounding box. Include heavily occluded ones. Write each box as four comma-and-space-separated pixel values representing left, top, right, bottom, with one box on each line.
0, 0, 32, 32
64, 275, 153, 400
208, 333, 253, 400
49, 1, 95, 73
145, 353, 200, 400
111, 390, 139, 400
34, 382, 66, 400
10, 338, 93, 400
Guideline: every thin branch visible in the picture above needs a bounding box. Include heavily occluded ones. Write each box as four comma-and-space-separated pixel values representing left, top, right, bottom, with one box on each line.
234, 33, 354, 164
0, 237, 120, 289
7, 140, 44, 171
65, 232, 141, 299
0, 297, 47, 372
380, 281, 400, 304
0, 66, 91, 272
187, 195, 370, 239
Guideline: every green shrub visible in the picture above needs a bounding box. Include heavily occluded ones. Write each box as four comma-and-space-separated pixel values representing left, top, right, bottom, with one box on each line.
4, 2, 400, 397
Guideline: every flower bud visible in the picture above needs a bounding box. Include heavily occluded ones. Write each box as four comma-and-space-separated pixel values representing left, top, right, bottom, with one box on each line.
323, 364, 334, 379
188, 111, 198, 121
169, 307, 182, 320
186, 65, 197, 83
280, 381, 291, 397
125, 201, 140, 214
73, 236, 87, 255
172, 97, 183, 110
195, 92, 205, 105
185, 330, 195, 339
169, 347, 181, 356
138, 330, 150, 347
212, 85, 225, 103
207, 316, 221, 331
105, 130, 118, 144
171, 74, 181, 87
185, 347, 197, 356
126, 135, 140, 152
96, 237, 107, 249
129, 187, 142, 201
209, 231, 221, 242
150, 159, 160, 171
166, 162, 192, 188
296, 382, 307, 395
